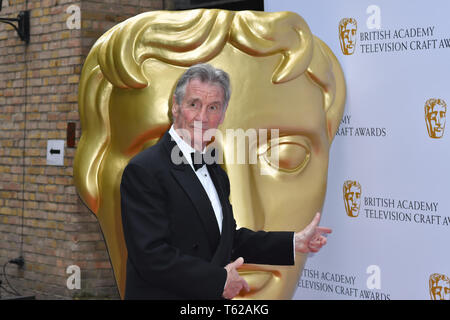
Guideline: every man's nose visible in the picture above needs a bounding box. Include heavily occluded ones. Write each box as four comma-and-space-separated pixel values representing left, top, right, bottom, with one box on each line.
195, 106, 208, 122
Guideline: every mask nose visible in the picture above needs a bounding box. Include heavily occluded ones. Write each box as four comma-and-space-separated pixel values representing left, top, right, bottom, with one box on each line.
223, 140, 265, 231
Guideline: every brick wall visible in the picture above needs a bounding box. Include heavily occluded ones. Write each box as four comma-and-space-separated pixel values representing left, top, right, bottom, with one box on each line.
0, 0, 163, 299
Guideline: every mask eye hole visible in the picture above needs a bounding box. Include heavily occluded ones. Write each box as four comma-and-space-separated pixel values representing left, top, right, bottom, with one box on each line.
258, 136, 311, 174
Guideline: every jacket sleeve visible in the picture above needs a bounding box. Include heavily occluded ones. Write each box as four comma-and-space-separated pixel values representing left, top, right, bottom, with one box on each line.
120, 162, 227, 299
231, 214, 295, 266
216, 166, 295, 266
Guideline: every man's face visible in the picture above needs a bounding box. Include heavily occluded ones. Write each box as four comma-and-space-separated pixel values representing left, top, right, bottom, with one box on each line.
172, 78, 226, 150
344, 185, 361, 217
340, 22, 357, 54
426, 103, 446, 138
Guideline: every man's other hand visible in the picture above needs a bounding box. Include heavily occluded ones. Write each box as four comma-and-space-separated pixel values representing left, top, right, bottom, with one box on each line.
223, 257, 250, 299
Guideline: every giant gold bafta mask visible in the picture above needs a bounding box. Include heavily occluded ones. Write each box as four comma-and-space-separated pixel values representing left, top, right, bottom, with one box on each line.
74, 9, 346, 299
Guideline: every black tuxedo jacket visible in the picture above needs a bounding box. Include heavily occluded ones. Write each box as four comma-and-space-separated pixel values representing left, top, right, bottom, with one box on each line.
120, 130, 294, 299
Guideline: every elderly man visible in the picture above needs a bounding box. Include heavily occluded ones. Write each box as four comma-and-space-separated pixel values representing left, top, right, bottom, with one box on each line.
120, 63, 331, 300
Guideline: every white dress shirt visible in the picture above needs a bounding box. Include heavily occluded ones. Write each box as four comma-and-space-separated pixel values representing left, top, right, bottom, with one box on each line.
169, 125, 223, 234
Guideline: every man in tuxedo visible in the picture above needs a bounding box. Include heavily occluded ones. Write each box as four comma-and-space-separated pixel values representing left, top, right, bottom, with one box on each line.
120, 63, 331, 300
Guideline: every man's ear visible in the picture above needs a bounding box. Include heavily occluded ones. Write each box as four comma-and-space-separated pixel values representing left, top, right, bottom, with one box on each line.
171, 95, 179, 118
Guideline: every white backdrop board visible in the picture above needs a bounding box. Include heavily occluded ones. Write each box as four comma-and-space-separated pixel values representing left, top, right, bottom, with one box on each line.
265, 0, 450, 300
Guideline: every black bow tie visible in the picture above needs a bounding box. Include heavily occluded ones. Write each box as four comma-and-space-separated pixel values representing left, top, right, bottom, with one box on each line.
191, 149, 216, 171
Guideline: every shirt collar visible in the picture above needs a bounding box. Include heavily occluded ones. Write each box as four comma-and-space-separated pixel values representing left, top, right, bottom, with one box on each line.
169, 125, 206, 167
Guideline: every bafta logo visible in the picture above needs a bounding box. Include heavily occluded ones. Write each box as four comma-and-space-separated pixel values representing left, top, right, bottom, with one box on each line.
425, 98, 447, 139
339, 18, 357, 55
429, 273, 450, 300
343, 180, 361, 217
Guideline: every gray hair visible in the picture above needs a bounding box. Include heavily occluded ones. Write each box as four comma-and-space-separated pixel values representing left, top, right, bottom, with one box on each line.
173, 63, 231, 109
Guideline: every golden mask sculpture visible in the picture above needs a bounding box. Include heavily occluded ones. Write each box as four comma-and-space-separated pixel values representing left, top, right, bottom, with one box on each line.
429, 273, 450, 300
74, 9, 346, 299
343, 180, 361, 218
424, 98, 446, 139
339, 18, 357, 55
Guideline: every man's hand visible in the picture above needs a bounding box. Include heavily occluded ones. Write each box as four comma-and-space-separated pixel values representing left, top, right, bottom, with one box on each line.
223, 257, 250, 299
295, 212, 332, 253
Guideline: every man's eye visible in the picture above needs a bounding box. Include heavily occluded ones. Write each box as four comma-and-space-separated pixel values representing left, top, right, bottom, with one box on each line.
187, 102, 200, 109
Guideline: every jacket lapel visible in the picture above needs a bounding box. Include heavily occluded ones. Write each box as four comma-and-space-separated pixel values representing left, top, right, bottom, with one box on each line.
170, 167, 221, 252
207, 164, 233, 266
161, 132, 221, 253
